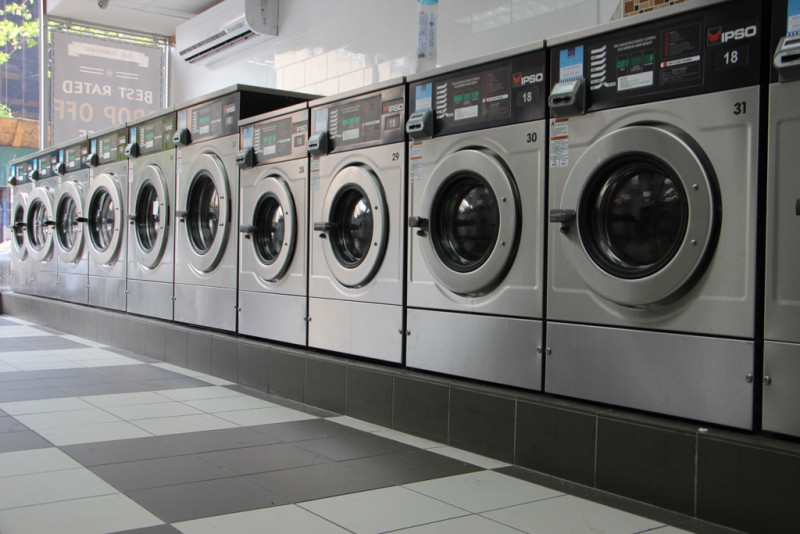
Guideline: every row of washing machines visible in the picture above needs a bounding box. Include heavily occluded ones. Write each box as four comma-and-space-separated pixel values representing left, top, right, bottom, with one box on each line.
7, 0, 800, 435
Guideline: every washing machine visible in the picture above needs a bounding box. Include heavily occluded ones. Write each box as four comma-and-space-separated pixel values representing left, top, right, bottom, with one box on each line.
762, 0, 800, 437
545, 0, 765, 429
55, 138, 91, 304
237, 102, 309, 345
8, 156, 34, 295
307, 80, 406, 363
173, 85, 314, 332
26, 147, 61, 299
86, 125, 129, 311
126, 108, 177, 320
404, 44, 547, 389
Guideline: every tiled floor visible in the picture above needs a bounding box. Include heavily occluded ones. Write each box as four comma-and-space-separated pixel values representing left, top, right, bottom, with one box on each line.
0, 314, 702, 533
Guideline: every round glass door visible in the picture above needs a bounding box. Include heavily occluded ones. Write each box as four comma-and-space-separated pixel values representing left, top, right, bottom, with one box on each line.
132, 164, 170, 269
243, 175, 297, 283
25, 188, 55, 262
558, 125, 717, 307
55, 189, 85, 264
318, 165, 387, 288
253, 194, 285, 265
87, 173, 124, 265
12, 197, 27, 259
416, 148, 520, 296
180, 152, 230, 273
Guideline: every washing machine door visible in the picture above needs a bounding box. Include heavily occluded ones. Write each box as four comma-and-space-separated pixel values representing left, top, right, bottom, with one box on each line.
11, 192, 28, 261
317, 164, 387, 288
557, 124, 717, 307
25, 186, 56, 262
131, 164, 170, 270
55, 181, 86, 264
416, 148, 521, 296
87, 172, 125, 265
180, 153, 230, 273
241, 174, 296, 282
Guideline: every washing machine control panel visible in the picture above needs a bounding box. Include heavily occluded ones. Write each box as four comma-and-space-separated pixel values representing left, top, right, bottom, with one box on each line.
90, 127, 128, 165
310, 84, 405, 153
177, 93, 241, 144
129, 112, 176, 158
35, 150, 60, 181
240, 108, 308, 166
63, 141, 90, 172
14, 159, 34, 185
770, 0, 800, 82
550, 0, 763, 113
409, 49, 546, 138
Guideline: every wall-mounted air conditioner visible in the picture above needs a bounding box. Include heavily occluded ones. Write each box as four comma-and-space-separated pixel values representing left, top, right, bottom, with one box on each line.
175, 0, 278, 65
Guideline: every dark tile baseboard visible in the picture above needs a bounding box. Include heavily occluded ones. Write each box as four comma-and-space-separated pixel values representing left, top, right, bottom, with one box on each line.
3, 291, 799, 534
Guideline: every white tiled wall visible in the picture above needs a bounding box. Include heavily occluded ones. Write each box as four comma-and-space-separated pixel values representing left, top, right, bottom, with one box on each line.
170, 0, 622, 104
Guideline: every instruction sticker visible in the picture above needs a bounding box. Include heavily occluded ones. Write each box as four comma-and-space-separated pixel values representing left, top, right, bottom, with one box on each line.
310, 158, 321, 192
549, 118, 569, 168
409, 141, 424, 183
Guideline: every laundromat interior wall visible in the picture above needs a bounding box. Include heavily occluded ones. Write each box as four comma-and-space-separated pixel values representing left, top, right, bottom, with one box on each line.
171, 0, 622, 103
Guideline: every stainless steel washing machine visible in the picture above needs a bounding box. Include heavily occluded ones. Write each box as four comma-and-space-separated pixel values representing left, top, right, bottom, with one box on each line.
86, 125, 129, 311
8, 156, 34, 295
545, 0, 764, 429
762, 0, 800, 437
307, 80, 406, 363
26, 148, 61, 299
237, 102, 309, 345
404, 44, 547, 389
173, 85, 314, 332
126, 108, 177, 320
55, 138, 90, 304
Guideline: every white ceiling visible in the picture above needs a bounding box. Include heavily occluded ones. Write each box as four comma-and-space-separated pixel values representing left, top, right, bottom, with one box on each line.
46, 0, 223, 36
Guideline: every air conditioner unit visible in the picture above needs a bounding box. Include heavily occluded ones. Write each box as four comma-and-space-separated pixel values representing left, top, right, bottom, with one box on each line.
175, 0, 278, 65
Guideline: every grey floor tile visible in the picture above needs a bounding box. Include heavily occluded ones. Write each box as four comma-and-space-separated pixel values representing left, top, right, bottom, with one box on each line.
295, 432, 414, 462
0, 415, 28, 433
97, 366, 183, 379
200, 442, 332, 476
126, 477, 288, 523
159, 426, 282, 454
42, 374, 123, 387
33, 325, 64, 334
89, 454, 233, 491
0, 387, 71, 402
136, 377, 211, 390
343, 449, 482, 486
0, 429, 52, 452
60, 382, 148, 397
244, 461, 393, 504
0, 371, 36, 382
25, 368, 105, 379
61, 436, 189, 467
108, 525, 181, 534
250, 418, 362, 443
0, 378, 52, 390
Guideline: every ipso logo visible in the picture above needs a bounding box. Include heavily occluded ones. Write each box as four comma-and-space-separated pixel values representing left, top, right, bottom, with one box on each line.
384, 102, 404, 113
512, 72, 544, 86
707, 25, 757, 45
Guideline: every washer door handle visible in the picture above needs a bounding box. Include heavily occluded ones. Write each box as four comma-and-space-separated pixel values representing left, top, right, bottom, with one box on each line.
127, 213, 137, 222
175, 210, 189, 222
75, 217, 88, 223
549, 209, 576, 233
313, 221, 336, 238
239, 224, 256, 234
408, 216, 429, 236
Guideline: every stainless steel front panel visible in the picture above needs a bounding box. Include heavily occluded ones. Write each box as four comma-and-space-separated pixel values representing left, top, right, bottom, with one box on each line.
88, 273, 126, 312
126, 279, 173, 321
87, 160, 128, 279
764, 80, 800, 344
547, 87, 759, 338
26, 177, 59, 299
763, 341, 800, 438
307, 297, 403, 363
56, 169, 90, 304
407, 308, 542, 389
9, 185, 31, 295
174, 283, 237, 332
546, 322, 754, 429
58, 271, 88, 305
238, 291, 306, 346
407, 121, 545, 318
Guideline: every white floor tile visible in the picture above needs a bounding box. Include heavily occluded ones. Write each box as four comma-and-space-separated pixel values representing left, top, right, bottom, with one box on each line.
215, 406, 318, 426
35, 420, 153, 446
132, 413, 238, 435
174, 504, 351, 534
326, 415, 387, 433
103, 401, 203, 421
300, 486, 468, 534
0, 396, 94, 416
12, 361, 83, 371
482, 495, 664, 534
156, 386, 244, 402
0, 493, 162, 534
184, 395, 278, 413
390, 514, 526, 533
0, 363, 17, 372
0, 326, 54, 337
406, 470, 563, 513
373, 429, 443, 449
81, 391, 172, 408
195, 375, 237, 386
60, 348, 131, 361
152, 363, 205, 377
646, 527, 696, 534
0, 448, 83, 478
0, 468, 118, 509
77, 358, 142, 367
60, 334, 107, 347
427, 446, 512, 470
17, 408, 121, 430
